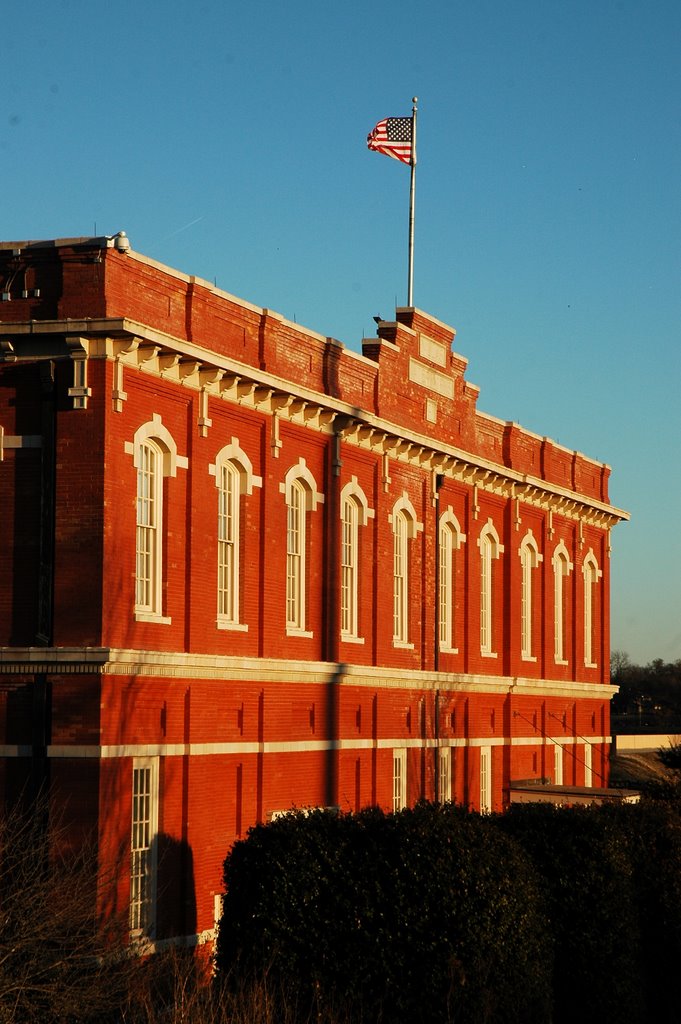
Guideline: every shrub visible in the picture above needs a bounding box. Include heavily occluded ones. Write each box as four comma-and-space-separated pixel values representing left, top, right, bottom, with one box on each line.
496, 803, 646, 1024
599, 798, 681, 1021
217, 804, 552, 1023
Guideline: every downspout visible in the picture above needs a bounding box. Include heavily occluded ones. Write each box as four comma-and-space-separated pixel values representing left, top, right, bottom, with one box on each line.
433, 473, 444, 801
33, 360, 57, 804
36, 360, 56, 646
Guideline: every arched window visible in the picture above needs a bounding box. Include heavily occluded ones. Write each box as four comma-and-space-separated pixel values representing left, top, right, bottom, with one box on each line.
552, 541, 573, 663
136, 438, 163, 615
217, 460, 240, 624
126, 415, 185, 624
211, 440, 261, 630
339, 478, 374, 642
390, 494, 421, 647
287, 476, 307, 630
478, 520, 504, 657
582, 550, 602, 667
281, 460, 324, 635
438, 510, 466, 652
519, 531, 542, 661
393, 509, 409, 643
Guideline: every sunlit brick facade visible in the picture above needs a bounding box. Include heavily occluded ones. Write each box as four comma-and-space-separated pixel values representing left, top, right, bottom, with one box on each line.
0, 235, 628, 946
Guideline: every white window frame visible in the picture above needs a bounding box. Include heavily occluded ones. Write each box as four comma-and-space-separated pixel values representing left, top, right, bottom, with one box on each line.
390, 494, 421, 649
393, 510, 409, 645
217, 459, 240, 625
393, 748, 407, 811
340, 494, 358, 637
438, 746, 452, 803
130, 756, 159, 939
584, 742, 593, 788
554, 743, 564, 786
582, 550, 602, 668
519, 531, 542, 662
339, 479, 374, 642
438, 509, 466, 653
211, 440, 261, 631
480, 745, 492, 813
287, 477, 306, 632
478, 520, 504, 657
552, 541, 573, 664
126, 415, 185, 625
281, 460, 323, 637
135, 438, 163, 616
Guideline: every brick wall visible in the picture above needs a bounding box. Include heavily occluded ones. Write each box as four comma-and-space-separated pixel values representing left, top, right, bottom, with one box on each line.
0, 237, 626, 946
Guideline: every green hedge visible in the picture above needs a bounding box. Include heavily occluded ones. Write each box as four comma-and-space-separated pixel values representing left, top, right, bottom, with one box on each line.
216, 798, 681, 1023
497, 803, 645, 1023
600, 799, 681, 1020
217, 804, 551, 1023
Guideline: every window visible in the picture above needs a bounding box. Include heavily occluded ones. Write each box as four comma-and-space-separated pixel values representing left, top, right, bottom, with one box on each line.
126, 415, 185, 624
552, 542, 573, 663
393, 748, 407, 811
438, 510, 466, 652
390, 494, 421, 648
583, 742, 593, 787
478, 521, 504, 657
554, 743, 564, 786
217, 460, 239, 623
339, 479, 373, 641
393, 510, 409, 644
287, 478, 306, 630
519, 532, 542, 661
281, 460, 323, 636
136, 439, 162, 614
480, 746, 492, 813
130, 757, 159, 937
438, 746, 452, 803
340, 494, 358, 636
212, 441, 261, 630
582, 551, 602, 667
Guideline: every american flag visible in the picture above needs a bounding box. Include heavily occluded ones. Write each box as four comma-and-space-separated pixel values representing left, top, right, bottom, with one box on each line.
367, 117, 413, 165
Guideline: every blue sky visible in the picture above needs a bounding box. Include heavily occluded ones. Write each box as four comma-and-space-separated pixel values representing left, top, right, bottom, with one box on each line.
2, 0, 679, 665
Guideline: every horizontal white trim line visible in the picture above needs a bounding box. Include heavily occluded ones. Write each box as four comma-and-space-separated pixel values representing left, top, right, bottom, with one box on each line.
510, 734, 611, 748
0, 647, 617, 699
32, 734, 612, 760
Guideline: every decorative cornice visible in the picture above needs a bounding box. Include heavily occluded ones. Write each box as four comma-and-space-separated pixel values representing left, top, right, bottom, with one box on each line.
0, 317, 629, 526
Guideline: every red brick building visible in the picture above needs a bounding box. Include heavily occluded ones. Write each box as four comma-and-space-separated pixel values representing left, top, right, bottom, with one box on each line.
0, 234, 628, 946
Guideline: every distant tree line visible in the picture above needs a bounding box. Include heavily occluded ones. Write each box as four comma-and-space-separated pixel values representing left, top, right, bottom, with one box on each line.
611, 651, 681, 733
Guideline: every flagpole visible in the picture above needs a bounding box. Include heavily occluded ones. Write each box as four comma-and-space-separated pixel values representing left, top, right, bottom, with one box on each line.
407, 96, 418, 307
